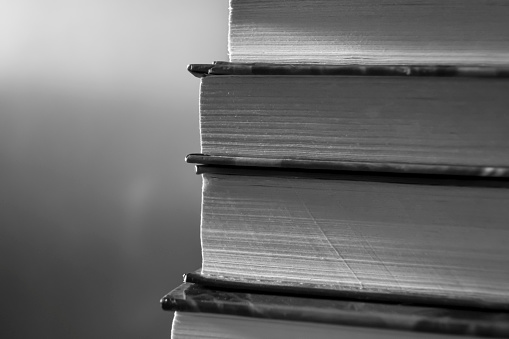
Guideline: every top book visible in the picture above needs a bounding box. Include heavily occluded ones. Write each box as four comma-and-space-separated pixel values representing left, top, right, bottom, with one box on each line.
229, 0, 509, 66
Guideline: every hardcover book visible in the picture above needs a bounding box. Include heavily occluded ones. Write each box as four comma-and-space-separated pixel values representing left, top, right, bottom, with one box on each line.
188, 163, 509, 310
191, 62, 509, 176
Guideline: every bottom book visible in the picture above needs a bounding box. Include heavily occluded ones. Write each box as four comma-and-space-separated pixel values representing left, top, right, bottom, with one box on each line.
172, 312, 455, 339
161, 282, 509, 338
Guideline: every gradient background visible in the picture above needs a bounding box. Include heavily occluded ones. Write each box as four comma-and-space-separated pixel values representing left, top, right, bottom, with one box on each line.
1, 1, 228, 337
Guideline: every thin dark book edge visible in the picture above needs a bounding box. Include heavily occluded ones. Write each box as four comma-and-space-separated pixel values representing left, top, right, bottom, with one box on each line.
183, 271, 509, 312
161, 281, 509, 338
185, 154, 509, 179
188, 61, 509, 78
195, 164, 509, 190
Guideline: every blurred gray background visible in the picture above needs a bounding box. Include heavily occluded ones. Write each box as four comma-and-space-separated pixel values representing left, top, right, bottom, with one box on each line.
0, 1, 228, 337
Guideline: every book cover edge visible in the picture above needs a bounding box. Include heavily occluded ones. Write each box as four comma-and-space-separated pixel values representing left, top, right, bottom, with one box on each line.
162, 280, 509, 337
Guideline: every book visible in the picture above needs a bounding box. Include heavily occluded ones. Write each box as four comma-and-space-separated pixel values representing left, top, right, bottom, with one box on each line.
228, 0, 509, 66
162, 282, 509, 338
189, 163, 509, 310
192, 62, 509, 176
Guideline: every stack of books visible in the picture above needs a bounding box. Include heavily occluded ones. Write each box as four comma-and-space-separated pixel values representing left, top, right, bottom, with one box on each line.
162, 1, 509, 337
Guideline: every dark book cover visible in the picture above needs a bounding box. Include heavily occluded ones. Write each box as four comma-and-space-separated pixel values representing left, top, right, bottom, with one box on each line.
184, 269, 509, 312
161, 281, 509, 338
188, 62, 509, 78
186, 153, 509, 178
